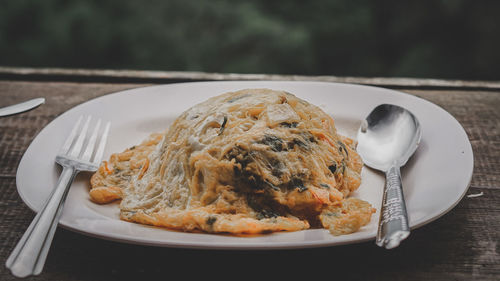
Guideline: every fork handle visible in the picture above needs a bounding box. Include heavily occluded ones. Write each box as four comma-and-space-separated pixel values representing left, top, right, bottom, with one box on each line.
6, 166, 77, 277
376, 165, 410, 249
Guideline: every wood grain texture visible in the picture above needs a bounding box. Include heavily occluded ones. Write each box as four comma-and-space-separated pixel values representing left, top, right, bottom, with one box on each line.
0, 80, 498, 281
2, 66, 500, 90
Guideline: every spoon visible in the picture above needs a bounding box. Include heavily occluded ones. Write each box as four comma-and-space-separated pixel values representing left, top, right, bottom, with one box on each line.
357, 104, 422, 249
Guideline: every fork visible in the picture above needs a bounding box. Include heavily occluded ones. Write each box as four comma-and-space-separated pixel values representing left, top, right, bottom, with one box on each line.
6, 116, 110, 278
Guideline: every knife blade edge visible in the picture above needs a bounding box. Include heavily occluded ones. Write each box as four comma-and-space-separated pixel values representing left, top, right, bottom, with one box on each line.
0, 98, 45, 117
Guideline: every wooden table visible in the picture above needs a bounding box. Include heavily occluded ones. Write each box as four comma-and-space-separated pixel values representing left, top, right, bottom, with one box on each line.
1, 68, 499, 280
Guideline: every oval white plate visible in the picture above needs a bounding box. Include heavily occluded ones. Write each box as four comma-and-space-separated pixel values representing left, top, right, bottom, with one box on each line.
16, 81, 473, 249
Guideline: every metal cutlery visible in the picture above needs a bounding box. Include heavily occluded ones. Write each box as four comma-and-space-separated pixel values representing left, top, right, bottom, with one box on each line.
356, 104, 421, 249
0, 98, 45, 117
6, 116, 110, 277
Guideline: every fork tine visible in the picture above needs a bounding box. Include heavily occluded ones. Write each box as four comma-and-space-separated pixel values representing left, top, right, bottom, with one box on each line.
68, 116, 91, 158
92, 121, 110, 164
81, 119, 101, 162
60, 116, 83, 154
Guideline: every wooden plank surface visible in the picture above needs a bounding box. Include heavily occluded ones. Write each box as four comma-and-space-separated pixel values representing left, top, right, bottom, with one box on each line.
2, 66, 500, 90
0, 80, 498, 281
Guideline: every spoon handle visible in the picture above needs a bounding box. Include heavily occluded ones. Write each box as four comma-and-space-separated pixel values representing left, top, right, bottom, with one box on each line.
376, 165, 410, 249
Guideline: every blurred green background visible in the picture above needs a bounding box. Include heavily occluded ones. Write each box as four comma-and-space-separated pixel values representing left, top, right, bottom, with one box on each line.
1, 0, 499, 80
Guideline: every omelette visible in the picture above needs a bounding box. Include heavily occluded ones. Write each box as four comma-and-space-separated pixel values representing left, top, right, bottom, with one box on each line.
90, 89, 374, 235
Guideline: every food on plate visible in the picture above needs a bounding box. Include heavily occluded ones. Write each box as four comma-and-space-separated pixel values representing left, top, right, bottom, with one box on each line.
90, 89, 375, 235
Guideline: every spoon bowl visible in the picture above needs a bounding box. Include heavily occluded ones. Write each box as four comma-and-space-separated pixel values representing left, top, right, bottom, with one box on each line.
357, 104, 421, 249
357, 104, 421, 171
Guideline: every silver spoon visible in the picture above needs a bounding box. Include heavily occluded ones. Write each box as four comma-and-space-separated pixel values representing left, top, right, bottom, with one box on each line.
357, 104, 422, 249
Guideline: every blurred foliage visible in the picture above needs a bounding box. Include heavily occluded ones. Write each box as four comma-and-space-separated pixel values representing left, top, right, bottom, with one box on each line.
0, 0, 499, 80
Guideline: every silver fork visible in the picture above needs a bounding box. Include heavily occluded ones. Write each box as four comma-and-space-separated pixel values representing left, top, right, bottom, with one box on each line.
6, 116, 110, 278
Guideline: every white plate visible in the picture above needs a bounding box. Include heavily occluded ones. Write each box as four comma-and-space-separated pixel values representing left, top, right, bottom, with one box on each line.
16, 81, 473, 249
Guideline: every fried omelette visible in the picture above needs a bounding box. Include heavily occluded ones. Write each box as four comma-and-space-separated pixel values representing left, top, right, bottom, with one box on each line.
90, 89, 375, 235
